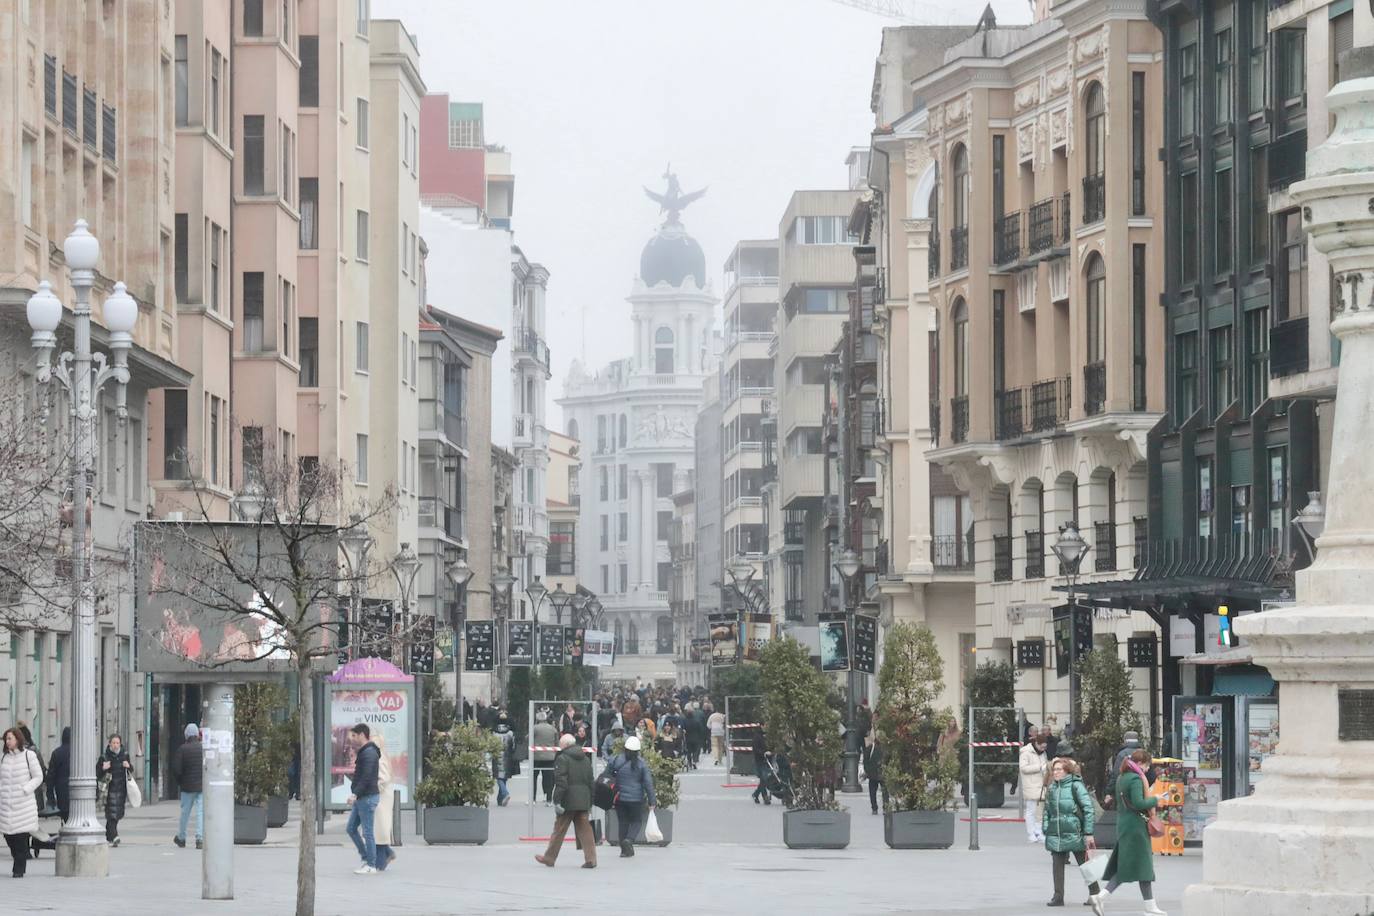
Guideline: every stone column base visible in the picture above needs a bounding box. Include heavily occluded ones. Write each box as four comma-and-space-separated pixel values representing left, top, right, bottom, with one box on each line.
55, 840, 109, 877
1185, 885, 1374, 916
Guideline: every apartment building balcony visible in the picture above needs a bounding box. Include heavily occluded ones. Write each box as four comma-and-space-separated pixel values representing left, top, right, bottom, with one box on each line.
783, 516, 804, 548
781, 453, 826, 509
932, 533, 974, 571
725, 330, 774, 361
781, 385, 825, 439
950, 227, 969, 271
1082, 174, 1106, 225
993, 535, 1013, 582
994, 212, 1022, 266
950, 395, 969, 444
1027, 193, 1071, 258
1269, 317, 1309, 378
780, 314, 845, 369
1094, 521, 1116, 572
420, 400, 468, 451
1030, 377, 1071, 432
512, 414, 548, 451
996, 389, 1026, 441
419, 496, 465, 543
1083, 362, 1106, 416
513, 326, 551, 372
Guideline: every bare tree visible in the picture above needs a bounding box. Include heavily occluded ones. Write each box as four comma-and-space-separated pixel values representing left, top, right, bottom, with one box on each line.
139, 450, 403, 916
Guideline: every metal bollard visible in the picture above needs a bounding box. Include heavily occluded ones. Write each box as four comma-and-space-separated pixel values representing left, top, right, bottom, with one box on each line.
393, 788, 403, 848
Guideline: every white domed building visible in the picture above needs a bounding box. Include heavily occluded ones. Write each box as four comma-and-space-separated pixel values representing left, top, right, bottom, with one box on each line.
557, 175, 717, 684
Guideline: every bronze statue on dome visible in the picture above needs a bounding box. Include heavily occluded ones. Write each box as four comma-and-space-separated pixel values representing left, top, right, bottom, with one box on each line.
644, 165, 707, 226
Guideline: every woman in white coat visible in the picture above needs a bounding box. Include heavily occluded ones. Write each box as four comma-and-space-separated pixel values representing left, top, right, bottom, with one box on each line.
0, 727, 45, 878
373, 732, 396, 872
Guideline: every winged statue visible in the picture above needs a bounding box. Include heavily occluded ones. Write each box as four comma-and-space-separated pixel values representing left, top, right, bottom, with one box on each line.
644, 165, 707, 224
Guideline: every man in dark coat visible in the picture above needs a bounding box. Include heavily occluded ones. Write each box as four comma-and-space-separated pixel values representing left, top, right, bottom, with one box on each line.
46, 727, 71, 822
344, 723, 382, 873
172, 723, 204, 849
534, 734, 597, 868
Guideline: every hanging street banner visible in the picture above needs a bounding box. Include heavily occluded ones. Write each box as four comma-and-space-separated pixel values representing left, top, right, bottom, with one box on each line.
743, 614, 772, 662
818, 612, 851, 673
538, 624, 566, 666
433, 625, 455, 674
507, 620, 534, 667
464, 619, 495, 671
409, 615, 436, 675
582, 630, 616, 667
359, 598, 396, 662
852, 614, 878, 674
708, 612, 739, 667
566, 627, 585, 666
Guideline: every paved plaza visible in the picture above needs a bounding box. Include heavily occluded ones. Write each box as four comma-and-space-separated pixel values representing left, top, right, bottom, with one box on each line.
12, 763, 1201, 916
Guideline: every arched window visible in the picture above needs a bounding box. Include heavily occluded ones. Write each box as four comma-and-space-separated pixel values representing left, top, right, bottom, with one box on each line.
1084, 83, 1106, 223
1086, 253, 1106, 364
928, 186, 941, 277
618, 413, 628, 448
567, 418, 579, 441
614, 619, 623, 654
951, 145, 969, 229
952, 298, 969, 397
655, 326, 674, 374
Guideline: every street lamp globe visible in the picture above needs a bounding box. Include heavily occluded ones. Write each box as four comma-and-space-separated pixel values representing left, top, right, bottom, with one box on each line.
1051, 521, 1090, 573
834, 548, 862, 581
1295, 491, 1326, 542
549, 582, 572, 618
727, 556, 756, 585
526, 575, 548, 609
63, 219, 100, 271
571, 592, 588, 612
26, 281, 62, 334
340, 513, 373, 574
444, 554, 474, 588
491, 568, 516, 591
102, 281, 139, 335
392, 542, 421, 601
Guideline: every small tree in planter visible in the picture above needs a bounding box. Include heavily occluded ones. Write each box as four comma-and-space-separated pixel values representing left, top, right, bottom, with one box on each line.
760, 638, 847, 849
234, 682, 294, 844
1075, 648, 1143, 848
415, 723, 501, 845
875, 623, 961, 848
958, 661, 1020, 808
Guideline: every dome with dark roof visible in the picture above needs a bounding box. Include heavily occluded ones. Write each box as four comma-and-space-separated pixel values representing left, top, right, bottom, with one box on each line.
640, 224, 706, 289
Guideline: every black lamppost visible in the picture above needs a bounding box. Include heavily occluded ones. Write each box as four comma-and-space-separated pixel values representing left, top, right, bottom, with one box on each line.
834, 547, 863, 793
1051, 522, 1090, 730
444, 554, 473, 714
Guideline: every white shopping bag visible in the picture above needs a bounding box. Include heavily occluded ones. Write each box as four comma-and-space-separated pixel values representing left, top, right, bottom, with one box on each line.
126, 776, 143, 809
1079, 851, 1110, 885
644, 809, 664, 843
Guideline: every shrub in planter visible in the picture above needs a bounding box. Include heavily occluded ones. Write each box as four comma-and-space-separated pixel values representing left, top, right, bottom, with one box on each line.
1075, 648, 1145, 805
234, 683, 294, 843
760, 638, 848, 849
415, 724, 500, 845
875, 623, 961, 849
957, 661, 1019, 807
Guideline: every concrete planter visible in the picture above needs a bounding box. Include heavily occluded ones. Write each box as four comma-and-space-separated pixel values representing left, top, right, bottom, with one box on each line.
233, 804, 268, 845
783, 809, 851, 849
605, 808, 673, 846
421, 805, 489, 845
884, 810, 956, 849
1094, 811, 1117, 849
266, 795, 289, 828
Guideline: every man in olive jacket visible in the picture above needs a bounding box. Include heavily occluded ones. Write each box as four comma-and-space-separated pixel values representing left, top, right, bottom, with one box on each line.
534, 734, 597, 868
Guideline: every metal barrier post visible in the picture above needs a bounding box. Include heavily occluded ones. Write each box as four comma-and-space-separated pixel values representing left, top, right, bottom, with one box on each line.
968, 704, 979, 851
392, 788, 403, 848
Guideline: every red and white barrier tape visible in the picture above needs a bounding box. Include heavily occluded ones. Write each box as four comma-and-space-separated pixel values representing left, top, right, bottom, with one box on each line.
529, 745, 596, 753
727, 722, 761, 729
969, 741, 1021, 747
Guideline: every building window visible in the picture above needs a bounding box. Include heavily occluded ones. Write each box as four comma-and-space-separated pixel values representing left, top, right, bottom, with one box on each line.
299, 35, 318, 106
620, 564, 629, 595
299, 177, 318, 249
356, 210, 369, 261
1250, 147, 1268, 265
599, 466, 609, 501
174, 213, 189, 303
656, 463, 674, 497
1247, 307, 1269, 409
1268, 446, 1288, 547
657, 511, 671, 541
356, 0, 369, 36
448, 115, 482, 149
356, 98, 369, 149
991, 135, 1005, 219
281, 125, 294, 205
1131, 72, 1146, 216
952, 144, 969, 229
299, 317, 318, 386
657, 562, 671, 593
618, 464, 627, 499
654, 327, 674, 374
1180, 172, 1198, 286
1132, 244, 1147, 411
618, 414, 628, 448
174, 36, 188, 126
952, 298, 969, 397
1198, 459, 1214, 537
164, 389, 188, 479
242, 426, 264, 483
1086, 253, 1106, 365
281, 0, 291, 43
355, 433, 368, 483
280, 280, 293, 357
1085, 81, 1106, 176
1211, 325, 1233, 416
209, 223, 222, 312
599, 515, 609, 551
242, 272, 264, 351
618, 512, 628, 542
791, 215, 855, 245
209, 395, 222, 485
800, 288, 845, 313
355, 321, 369, 372
1180, 42, 1198, 138
1215, 166, 1233, 275
244, 115, 265, 194
1276, 209, 1307, 320
1248, 1, 1266, 115
1215, 26, 1233, 124
244, 0, 263, 36
1177, 331, 1198, 418
210, 50, 222, 136
1276, 29, 1306, 134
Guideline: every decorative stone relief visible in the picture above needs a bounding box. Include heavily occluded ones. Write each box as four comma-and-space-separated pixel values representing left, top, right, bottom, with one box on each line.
1017, 122, 1035, 162
634, 408, 693, 443
1047, 66, 1070, 97
904, 141, 925, 178
1075, 26, 1107, 62
1015, 81, 1040, 113
928, 105, 944, 133
1035, 113, 1050, 170
1050, 109, 1068, 150
946, 97, 967, 126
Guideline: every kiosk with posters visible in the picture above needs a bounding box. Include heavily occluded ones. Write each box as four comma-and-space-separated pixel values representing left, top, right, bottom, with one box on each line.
1171, 692, 1279, 846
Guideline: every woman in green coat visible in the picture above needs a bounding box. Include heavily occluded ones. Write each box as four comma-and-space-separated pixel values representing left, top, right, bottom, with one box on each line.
1041, 757, 1102, 908
1101, 748, 1165, 915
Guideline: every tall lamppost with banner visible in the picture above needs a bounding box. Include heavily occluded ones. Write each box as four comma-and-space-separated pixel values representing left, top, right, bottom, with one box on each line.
26, 221, 139, 877
833, 547, 863, 793
1050, 521, 1091, 731
445, 554, 473, 712
391, 542, 421, 665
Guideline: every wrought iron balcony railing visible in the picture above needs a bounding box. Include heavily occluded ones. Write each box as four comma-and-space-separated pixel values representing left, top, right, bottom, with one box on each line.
932, 533, 974, 571
993, 535, 1013, 582
1024, 529, 1044, 579
996, 388, 1025, 441
951, 395, 969, 443
995, 211, 1022, 266
1030, 377, 1071, 432
1095, 521, 1116, 572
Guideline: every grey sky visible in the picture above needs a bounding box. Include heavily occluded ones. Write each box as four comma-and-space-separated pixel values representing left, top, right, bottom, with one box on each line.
374, 0, 1030, 411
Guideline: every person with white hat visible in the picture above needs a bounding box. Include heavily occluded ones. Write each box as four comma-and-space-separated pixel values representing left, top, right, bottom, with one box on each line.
606, 735, 656, 858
